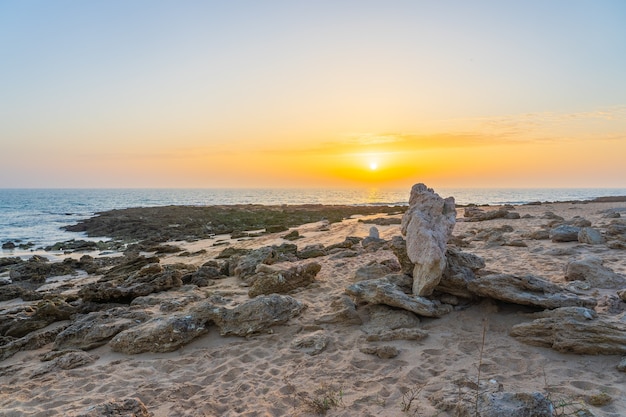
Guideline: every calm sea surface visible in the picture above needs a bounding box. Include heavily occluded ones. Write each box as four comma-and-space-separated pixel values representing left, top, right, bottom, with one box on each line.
1, 187, 625, 252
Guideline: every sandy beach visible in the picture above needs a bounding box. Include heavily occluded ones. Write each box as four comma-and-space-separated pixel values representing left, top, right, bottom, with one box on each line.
1, 199, 625, 417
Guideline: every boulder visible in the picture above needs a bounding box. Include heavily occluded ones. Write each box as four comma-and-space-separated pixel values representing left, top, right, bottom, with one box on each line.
1, 297, 75, 338
549, 225, 580, 242
0, 284, 43, 302
110, 314, 208, 354
389, 236, 413, 275
401, 184, 456, 295
578, 227, 605, 245
8, 255, 76, 283
510, 307, 626, 354
233, 246, 279, 280
361, 304, 420, 335
467, 274, 596, 309
297, 244, 327, 259
193, 294, 304, 336
247, 262, 321, 297
464, 207, 519, 222
564, 256, 626, 289
345, 278, 453, 317
354, 261, 395, 282
0, 322, 68, 361
54, 308, 150, 351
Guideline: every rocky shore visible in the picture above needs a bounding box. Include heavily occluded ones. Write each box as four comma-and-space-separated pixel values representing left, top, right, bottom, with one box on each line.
1, 187, 625, 417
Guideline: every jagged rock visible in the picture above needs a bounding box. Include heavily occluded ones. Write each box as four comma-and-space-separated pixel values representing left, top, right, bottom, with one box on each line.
2, 297, 75, 338
401, 184, 456, 296
78, 260, 183, 303
549, 225, 581, 242
110, 314, 208, 354
181, 262, 226, 287
0, 284, 43, 302
358, 217, 402, 225
282, 230, 300, 241
564, 256, 626, 289
33, 350, 99, 376
467, 274, 596, 309
72, 398, 152, 417
618, 289, 626, 302
360, 345, 399, 359
290, 331, 330, 355
345, 278, 453, 317
354, 261, 394, 282
436, 247, 485, 298
54, 308, 150, 351
526, 229, 550, 240
297, 244, 327, 259
510, 307, 626, 354
193, 294, 304, 336
0, 322, 68, 361
8, 255, 77, 283
248, 262, 321, 297
618, 357, 626, 372
233, 246, 279, 280
578, 227, 605, 245
567, 216, 592, 227
314, 295, 362, 325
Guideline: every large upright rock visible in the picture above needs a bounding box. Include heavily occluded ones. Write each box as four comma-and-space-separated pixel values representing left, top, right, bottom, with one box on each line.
401, 184, 456, 296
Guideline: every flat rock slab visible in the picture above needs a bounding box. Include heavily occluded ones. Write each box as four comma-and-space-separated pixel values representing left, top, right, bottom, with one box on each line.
510, 307, 626, 355
345, 278, 452, 318
467, 274, 597, 309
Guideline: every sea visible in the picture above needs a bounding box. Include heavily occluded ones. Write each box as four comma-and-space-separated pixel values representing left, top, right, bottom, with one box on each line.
1, 187, 625, 255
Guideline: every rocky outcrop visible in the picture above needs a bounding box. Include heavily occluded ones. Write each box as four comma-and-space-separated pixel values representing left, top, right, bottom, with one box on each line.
578, 227, 605, 245
233, 246, 279, 281
436, 247, 485, 298
401, 184, 456, 296
466, 274, 597, 309
345, 277, 453, 317
510, 307, 626, 354
1, 297, 75, 338
110, 314, 208, 354
8, 255, 77, 283
463, 207, 520, 222
0, 284, 43, 302
54, 308, 150, 351
564, 256, 626, 289
193, 294, 304, 336
34, 350, 99, 376
78, 258, 183, 303
314, 296, 362, 325
247, 262, 321, 297
0, 322, 68, 361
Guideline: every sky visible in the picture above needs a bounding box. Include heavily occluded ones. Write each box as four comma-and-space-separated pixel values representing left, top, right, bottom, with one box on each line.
1, 0, 625, 189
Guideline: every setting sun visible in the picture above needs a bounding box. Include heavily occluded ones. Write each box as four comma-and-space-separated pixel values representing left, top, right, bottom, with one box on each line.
369, 162, 378, 170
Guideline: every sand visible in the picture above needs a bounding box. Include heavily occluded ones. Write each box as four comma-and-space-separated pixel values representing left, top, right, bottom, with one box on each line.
1, 201, 625, 416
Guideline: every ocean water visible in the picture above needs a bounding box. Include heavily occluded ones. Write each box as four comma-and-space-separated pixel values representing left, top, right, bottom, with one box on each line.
1, 187, 625, 253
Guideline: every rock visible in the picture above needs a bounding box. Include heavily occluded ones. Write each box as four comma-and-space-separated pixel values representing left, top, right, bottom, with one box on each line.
72, 398, 152, 417
0, 322, 68, 361
364, 328, 428, 342
618, 357, 626, 372
2, 297, 76, 338
360, 345, 399, 359
477, 392, 554, 417
567, 216, 592, 227
248, 262, 321, 297
389, 236, 413, 275
78, 261, 183, 303
564, 256, 626, 289
526, 229, 550, 240
290, 331, 330, 355
2, 242, 16, 249
282, 230, 300, 241
467, 274, 596, 309
345, 278, 453, 317
436, 247, 485, 298
578, 227, 605, 245
8, 255, 77, 283
358, 217, 402, 225
110, 314, 208, 354
510, 307, 626, 354
354, 261, 394, 282
464, 207, 518, 222
368, 226, 380, 239
401, 184, 456, 295
193, 294, 304, 336
33, 350, 99, 376
326, 236, 362, 251
314, 295, 362, 325
233, 246, 279, 280
549, 225, 581, 242
361, 304, 420, 335
0, 284, 43, 302
181, 262, 226, 287
54, 308, 150, 351
266, 224, 288, 233
618, 289, 626, 302
297, 244, 327, 259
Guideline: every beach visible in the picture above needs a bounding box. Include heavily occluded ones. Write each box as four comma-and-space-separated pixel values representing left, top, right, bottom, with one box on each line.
1, 197, 625, 417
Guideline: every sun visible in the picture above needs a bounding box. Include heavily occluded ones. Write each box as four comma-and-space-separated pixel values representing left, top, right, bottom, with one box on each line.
369, 162, 378, 170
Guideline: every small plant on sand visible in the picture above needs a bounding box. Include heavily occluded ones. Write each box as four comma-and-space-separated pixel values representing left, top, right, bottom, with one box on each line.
400, 383, 426, 415
302, 383, 344, 415
541, 366, 591, 416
